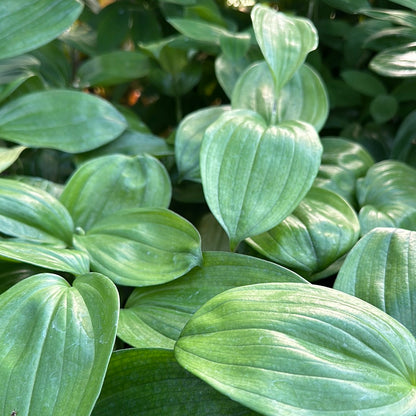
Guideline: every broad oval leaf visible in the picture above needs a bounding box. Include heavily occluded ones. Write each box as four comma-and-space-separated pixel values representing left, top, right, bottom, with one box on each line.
118, 251, 306, 349
357, 160, 416, 234
341, 69, 386, 97
0, 90, 127, 153
0, 272, 119, 416
76, 51, 151, 88
247, 187, 360, 280
61, 154, 171, 231
251, 5, 318, 92
0, 241, 89, 275
0, 145, 26, 174
0, 0, 83, 60
0, 178, 73, 245
175, 106, 230, 183
74, 208, 202, 286
334, 227, 416, 337
200, 110, 322, 249
92, 348, 260, 416
175, 283, 416, 416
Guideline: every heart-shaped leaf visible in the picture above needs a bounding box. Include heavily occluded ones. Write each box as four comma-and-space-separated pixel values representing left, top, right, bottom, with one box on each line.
251, 4, 318, 92
92, 348, 260, 416
175, 283, 416, 416
357, 160, 416, 234
200, 110, 322, 249
74, 208, 202, 286
0, 146, 26, 174
334, 227, 416, 337
0, 0, 83, 59
247, 187, 360, 280
0, 272, 119, 416
0, 178, 73, 246
0, 241, 89, 275
175, 106, 230, 183
0, 90, 127, 153
118, 251, 306, 349
61, 154, 171, 231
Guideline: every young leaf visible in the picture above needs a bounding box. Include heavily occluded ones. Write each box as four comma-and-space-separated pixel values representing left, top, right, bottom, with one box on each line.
61, 154, 172, 231
0, 0, 83, 59
0, 273, 119, 416
74, 208, 202, 286
247, 187, 360, 280
0, 241, 89, 275
175, 283, 416, 416
118, 251, 306, 349
0, 178, 73, 246
251, 4, 318, 92
200, 110, 322, 250
334, 227, 416, 337
0, 90, 127, 153
0, 146, 26, 174
92, 348, 260, 416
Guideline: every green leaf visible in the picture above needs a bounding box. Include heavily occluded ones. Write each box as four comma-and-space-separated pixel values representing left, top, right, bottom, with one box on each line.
0, 178, 73, 246
118, 251, 306, 349
0, 272, 119, 416
357, 160, 416, 234
0, 146, 26, 174
247, 187, 360, 279
251, 5, 318, 92
232, 62, 328, 130
0, 90, 127, 153
0, 0, 83, 59
175, 106, 230, 182
370, 42, 416, 77
76, 51, 151, 87
388, 0, 416, 10
392, 110, 416, 166
334, 227, 416, 337
92, 348, 260, 416
359, 9, 416, 28
200, 110, 322, 249
341, 69, 387, 97
61, 154, 171, 231
74, 208, 202, 286
320, 0, 370, 13
175, 283, 416, 416
0, 55, 40, 85
219, 32, 251, 60
0, 241, 89, 275
370, 94, 398, 123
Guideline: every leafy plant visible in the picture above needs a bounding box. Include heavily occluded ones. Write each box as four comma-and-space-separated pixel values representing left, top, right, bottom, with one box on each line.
1, 1, 416, 415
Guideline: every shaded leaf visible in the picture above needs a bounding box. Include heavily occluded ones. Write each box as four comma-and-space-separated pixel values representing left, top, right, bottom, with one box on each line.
341, 69, 386, 97
176, 283, 416, 416
0, 273, 119, 416
118, 251, 306, 349
320, 0, 370, 13
370, 94, 398, 123
392, 109, 416, 166
0, 261, 44, 294
359, 9, 416, 29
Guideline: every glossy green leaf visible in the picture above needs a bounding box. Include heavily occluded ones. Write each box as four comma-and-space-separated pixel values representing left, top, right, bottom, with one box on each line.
0, 241, 89, 275
9, 175, 64, 200
175, 106, 230, 182
251, 4, 318, 92
392, 110, 416, 166
61, 154, 171, 231
0, 90, 127, 153
0, 272, 119, 416
341, 69, 386, 96
232, 61, 328, 130
0, 0, 83, 59
0, 146, 26, 173
74, 208, 202, 286
175, 283, 416, 416
359, 9, 416, 28
370, 94, 398, 123
357, 160, 416, 234
334, 227, 416, 336
92, 348, 260, 416
0, 55, 39, 84
370, 42, 416, 77
200, 110, 322, 249
247, 187, 360, 279
118, 251, 306, 349
76, 51, 151, 88
0, 178, 73, 245
320, 0, 370, 13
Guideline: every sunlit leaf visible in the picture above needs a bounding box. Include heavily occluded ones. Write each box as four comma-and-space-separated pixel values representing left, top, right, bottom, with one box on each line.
0, 0, 83, 59
176, 283, 416, 416
74, 208, 202, 286
61, 154, 171, 231
118, 251, 306, 349
0, 90, 127, 153
200, 109, 322, 249
0, 272, 119, 415
0, 146, 26, 173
